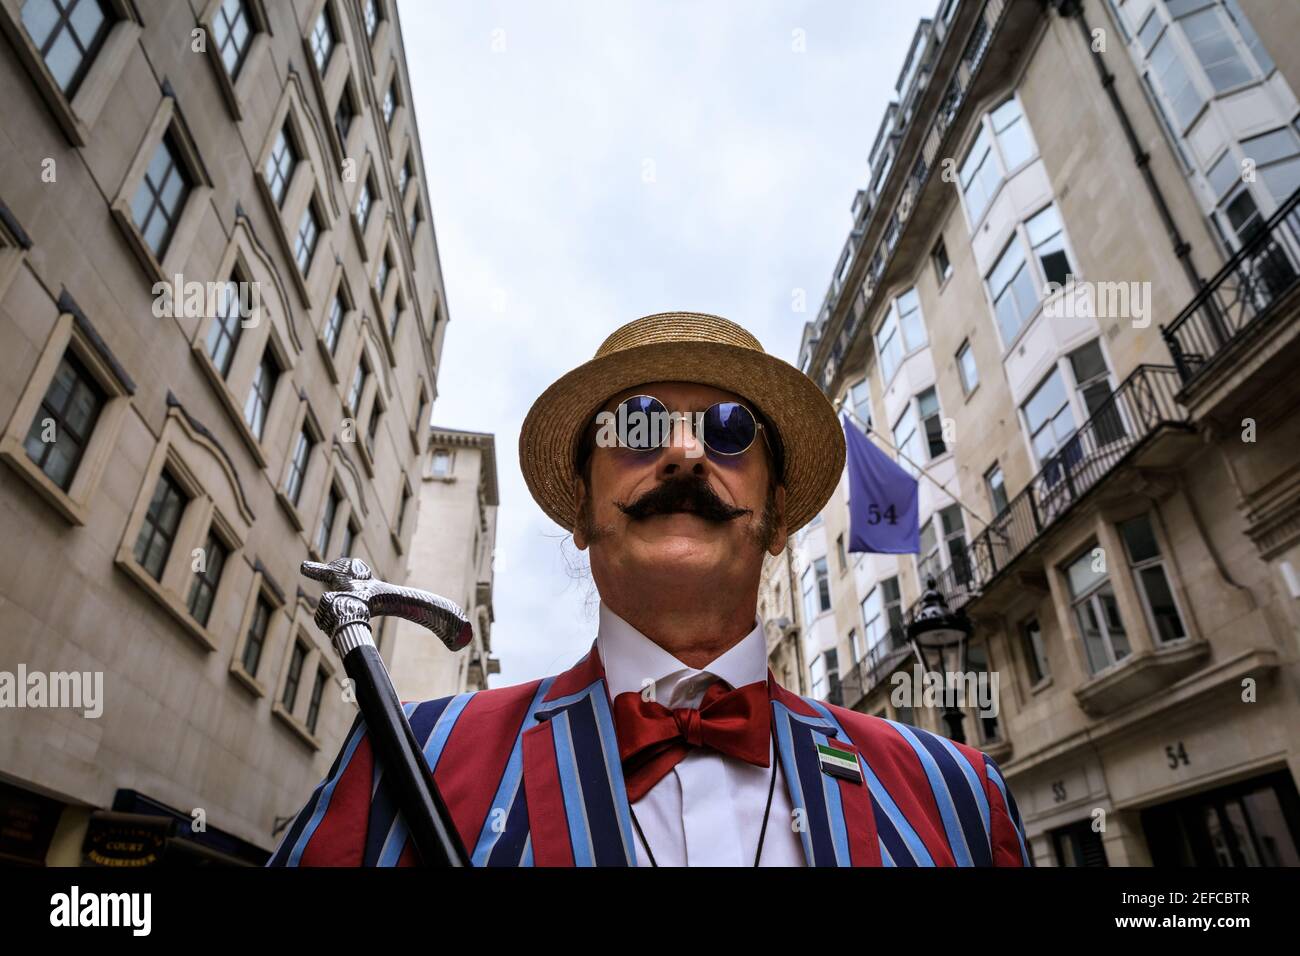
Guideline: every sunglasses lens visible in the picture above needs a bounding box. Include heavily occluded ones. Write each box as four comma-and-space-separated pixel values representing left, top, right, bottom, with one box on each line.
616, 395, 669, 449
703, 402, 756, 455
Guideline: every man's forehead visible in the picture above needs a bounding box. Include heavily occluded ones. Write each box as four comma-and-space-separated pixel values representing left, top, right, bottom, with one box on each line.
601, 381, 747, 411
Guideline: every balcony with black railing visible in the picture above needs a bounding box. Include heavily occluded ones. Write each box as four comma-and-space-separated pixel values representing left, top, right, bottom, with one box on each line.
906, 364, 1194, 624
1162, 186, 1300, 410
840, 626, 912, 711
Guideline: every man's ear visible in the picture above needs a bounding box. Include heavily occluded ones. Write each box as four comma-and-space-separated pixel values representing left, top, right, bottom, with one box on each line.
767, 483, 788, 556
572, 475, 590, 550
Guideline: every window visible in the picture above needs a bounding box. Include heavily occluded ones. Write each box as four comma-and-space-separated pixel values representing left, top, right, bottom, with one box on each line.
242, 594, 272, 676
876, 310, 902, 383
347, 355, 368, 412
1023, 366, 1077, 465
133, 470, 187, 581
990, 97, 1033, 171
283, 639, 307, 709
264, 126, 297, 207
306, 666, 327, 733
801, 561, 829, 625
849, 378, 872, 431
938, 504, 970, 584
204, 274, 245, 378
836, 533, 847, 574
918, 387, 945, 458
317, 486, 339, 555
985, 463, 1008, 515
340, 519, 356, 558
333, 87, 354, 147
959, 127, 1000, 223
1069, 339, 1124, 446
407, 204, 421, 239
310, 5, 335, 72
896, 288, 926, 352
285, 426, 314, 506
431, 448, 451, 476
1222, 0, 1272, 76
376, 249, 391, 294
861, 587, 885, 656
21, 0, 113, 96
1027, 205, 1072, 288
243, 348, 278, 441
932, 237, 952, 284
1178, 5, 1251, 92
388, 291, 402, 339
364, 0, 380, 39
324, 289, 346, 354
987, 236, 1038, 345
1065, 547, 1131, 675
186, 532, 228, 627
295, 203, 319, 274
918, 518, 940, 582
399, 155, 412, 195
892, 401, 921, 477
355, 174, 373, 228
848, 628, 861, 664
396, 482, 411, 532
365, 402, 381, 456
1119, 513, 1187, 643
130, 135, 192, 258
967, 642, 1000, 743
211, 0, 252, 78
383, 82, 397, 127
1146, 20, 1203, 129
23, 351, 105, 491
956, 340, 978, 395
810, 653, 828, 699
1241, 127, 1300, 206
1022, 617, 1049, 685
881, 577, 903, 634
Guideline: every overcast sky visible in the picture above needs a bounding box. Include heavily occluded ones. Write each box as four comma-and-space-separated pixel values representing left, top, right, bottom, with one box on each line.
396, 0, 937, 685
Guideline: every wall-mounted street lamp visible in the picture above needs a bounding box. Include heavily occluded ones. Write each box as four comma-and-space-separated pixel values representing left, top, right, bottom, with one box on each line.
906, 578, 973, 744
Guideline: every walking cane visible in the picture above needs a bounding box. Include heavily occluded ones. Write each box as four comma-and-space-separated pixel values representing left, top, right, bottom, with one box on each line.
301, 556, 473, 867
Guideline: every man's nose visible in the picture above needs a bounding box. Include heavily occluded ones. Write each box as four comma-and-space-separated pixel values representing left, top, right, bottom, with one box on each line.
656, 412, 709, 477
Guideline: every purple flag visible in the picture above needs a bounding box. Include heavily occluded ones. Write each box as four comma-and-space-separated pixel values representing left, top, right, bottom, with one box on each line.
843, 415, 920, 554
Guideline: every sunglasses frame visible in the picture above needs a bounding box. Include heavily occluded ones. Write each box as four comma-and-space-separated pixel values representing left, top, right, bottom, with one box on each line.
610, 393, 774, 460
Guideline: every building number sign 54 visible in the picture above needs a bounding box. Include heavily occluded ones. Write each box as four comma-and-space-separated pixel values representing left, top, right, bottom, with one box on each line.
1166, 741, 1190, 769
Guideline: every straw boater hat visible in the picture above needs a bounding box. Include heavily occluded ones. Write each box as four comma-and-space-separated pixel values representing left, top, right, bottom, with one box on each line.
518, 311, 845, 534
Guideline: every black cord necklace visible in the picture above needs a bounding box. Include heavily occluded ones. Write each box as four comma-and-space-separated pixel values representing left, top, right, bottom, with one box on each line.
627, 731, 780, 867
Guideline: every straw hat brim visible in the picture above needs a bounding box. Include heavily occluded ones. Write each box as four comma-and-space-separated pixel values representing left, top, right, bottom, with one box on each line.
518, 338, 845, 534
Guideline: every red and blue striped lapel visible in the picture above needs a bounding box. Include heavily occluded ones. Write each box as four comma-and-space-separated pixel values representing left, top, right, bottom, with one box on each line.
770, 677, 881, 867
521, 642, 639, 866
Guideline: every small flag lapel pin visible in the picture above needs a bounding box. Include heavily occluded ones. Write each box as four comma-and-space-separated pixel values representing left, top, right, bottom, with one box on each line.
817, 740, 863, 784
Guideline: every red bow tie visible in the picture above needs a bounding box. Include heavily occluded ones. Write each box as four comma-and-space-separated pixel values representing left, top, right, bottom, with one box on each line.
612, 678, 771, 802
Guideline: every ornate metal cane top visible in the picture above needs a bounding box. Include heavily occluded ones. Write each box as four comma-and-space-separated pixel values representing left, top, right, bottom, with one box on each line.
301, 556, 473, 653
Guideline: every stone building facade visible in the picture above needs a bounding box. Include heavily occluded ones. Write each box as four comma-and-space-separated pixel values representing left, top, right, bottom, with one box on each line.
784, 0, 1300, 866
0, 0, 449, 864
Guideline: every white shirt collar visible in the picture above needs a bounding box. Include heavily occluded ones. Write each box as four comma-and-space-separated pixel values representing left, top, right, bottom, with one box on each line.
596, 602, 768, 708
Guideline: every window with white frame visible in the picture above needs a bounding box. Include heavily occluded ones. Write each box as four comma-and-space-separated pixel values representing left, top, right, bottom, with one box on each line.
431, 447, 451, 476
897, 288, 926, 352
985, 462, 1008, 515
1069, 339, 1125, 447
875, 287, 925, 383
1022, 365, 1077, 468
1065, 546, 1132, 675
1026, 204, 1073, 288
364, 0, 381, 39
810, 652, 828, 699
861, 586, 884, 657
932, 236, 953, 284
918, 504, 968, 583
918, 386, 945, 458
956, 340, 978, 395
876, 308, 902, 384
1118, 513, 1187, 643
265, 125, 297, 207
1021, 616, 1050, 685
848, 378, 872, 432
917, 517, 940, 583
990, 96, 1034, 172
987, 235, 1038, 346
892, 400, 920, 477
959, 128, 1000, 224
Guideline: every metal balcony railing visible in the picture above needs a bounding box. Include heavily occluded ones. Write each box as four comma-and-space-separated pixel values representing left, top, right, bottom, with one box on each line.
841, 626, 912, 709
908, 364, 1191, 620
1163, 186, 1300, 385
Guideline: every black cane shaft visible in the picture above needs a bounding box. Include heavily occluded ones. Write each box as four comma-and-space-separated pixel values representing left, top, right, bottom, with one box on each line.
344, 644, 469, 867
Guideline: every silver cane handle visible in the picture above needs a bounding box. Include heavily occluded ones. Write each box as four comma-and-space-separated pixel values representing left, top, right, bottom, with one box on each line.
302, 557, 474, 652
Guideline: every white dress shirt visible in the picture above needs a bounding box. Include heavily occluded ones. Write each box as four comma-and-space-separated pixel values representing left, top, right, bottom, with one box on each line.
596, 603, 805, 866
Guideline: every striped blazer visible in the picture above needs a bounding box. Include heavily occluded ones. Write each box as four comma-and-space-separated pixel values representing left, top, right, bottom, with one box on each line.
268, 642, 1032, 866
